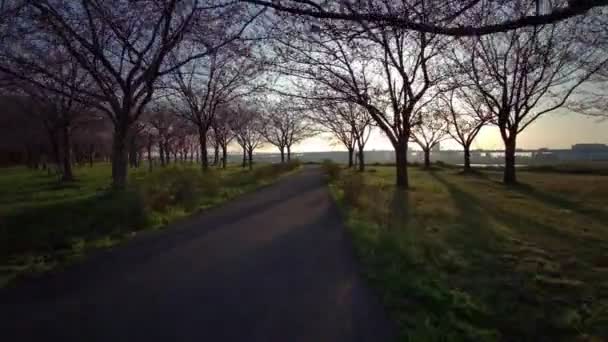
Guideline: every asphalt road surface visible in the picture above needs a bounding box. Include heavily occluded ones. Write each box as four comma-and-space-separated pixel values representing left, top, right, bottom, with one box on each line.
1, 166, 395, 342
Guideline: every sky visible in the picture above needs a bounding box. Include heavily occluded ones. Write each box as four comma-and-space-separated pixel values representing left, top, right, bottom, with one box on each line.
280, 110, 608, 153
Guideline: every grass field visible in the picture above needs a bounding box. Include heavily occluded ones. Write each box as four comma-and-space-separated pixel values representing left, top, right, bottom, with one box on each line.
329, 166, 608, 341
0, 162, 300, 287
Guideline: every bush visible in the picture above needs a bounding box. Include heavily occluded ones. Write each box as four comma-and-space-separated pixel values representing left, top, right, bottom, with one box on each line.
137, 167, 220, 212
341, 172, 365, 207
287, 158, 302, 169
252, 160, 301, 180
99, 190, 149, 232
321, 159, 341, 181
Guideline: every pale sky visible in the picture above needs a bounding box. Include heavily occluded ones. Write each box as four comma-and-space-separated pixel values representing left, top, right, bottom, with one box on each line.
284, 111, 608, 152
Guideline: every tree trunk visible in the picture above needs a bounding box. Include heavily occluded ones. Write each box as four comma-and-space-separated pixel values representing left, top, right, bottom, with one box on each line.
25, 144, 33, 169
395, 139, 409, 189
147, 142, 153, 172
33, 145, 41, 169
48, 131, 61, 172
242, 147, 247, 168
423, 148, 431, 169
165, 143, 172, 165
198, 126, 209, 170
61, 124, 74, 181
221, 144, 227, 169
111, 125, 129, 189
347, 147, 354, 168
128, 135, 138, 168
158, 142, 165, 166
504, 137, 517, 185
248, 148, 253, 170
88, 144, 94, 168
213, 144, 220, 166
287, 145, 291, 162
279, 146, 285, 163
358, 146, 365, 172
463, 145, 471, 172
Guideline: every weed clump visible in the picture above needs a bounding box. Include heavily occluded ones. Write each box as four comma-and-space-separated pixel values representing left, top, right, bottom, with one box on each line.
137, 167, 220, 212
321, 159, 341, 181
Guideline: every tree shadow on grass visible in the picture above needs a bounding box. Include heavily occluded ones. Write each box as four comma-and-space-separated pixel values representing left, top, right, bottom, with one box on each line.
0, 190, 148, 261
428, 171, 500, 256
430, 171, 594, 251
509, 182, 608, 223
427, 171, 591, 340
386, 188, 411, 231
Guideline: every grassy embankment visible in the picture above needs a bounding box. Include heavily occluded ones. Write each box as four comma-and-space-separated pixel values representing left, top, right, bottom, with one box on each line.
0, 161, 300, 287
328, 164, 608, 341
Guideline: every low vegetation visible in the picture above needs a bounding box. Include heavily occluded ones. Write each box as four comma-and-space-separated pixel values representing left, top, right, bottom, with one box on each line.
0, 161, 300, 287
321, 159, 342, 181
329, 164, 608, 341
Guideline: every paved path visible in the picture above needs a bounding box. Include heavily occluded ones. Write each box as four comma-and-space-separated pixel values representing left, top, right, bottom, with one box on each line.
0, 167, 394, 342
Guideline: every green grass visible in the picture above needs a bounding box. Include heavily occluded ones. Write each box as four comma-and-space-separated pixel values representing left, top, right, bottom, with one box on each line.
0, 161, 301, 287
329, 166, 608, 341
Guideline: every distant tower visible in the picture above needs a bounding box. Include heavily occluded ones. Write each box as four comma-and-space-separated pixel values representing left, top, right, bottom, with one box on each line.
432, 143, 441, 152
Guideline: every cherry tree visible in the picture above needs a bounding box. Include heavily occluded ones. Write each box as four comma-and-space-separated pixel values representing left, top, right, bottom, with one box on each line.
261, 101, 313, 163
171, 44, 264, 170
0, 0, 261, 188
234, 106, 265, 170
453, 15, 607, 184
271, 14, 447, 187
213, 107, 239, 169
3, 55, 97, 181
311, 101, 373, 170
411, 111, 448, 169
441, 88, 491, 172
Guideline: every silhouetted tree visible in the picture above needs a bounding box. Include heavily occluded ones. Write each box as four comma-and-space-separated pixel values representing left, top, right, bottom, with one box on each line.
171, 42, 264, 170
441, 88, 491, 172
3, 55, 97, 181
213, 107, 238, 169
0, 0, 260, 188
261, 101, 313, 162
271, 14, 447, 187
310, 101, 373, 170
234, 106, 265, 170
411, 111, 448, 169
453, 15, 607, 184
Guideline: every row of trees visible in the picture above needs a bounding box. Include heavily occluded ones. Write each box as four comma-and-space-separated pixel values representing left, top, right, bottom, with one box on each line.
0, 92, 314, 175
140, 101, 313, 171
0, 0, 266, 188
264, 0, 607, 187
1, 0, 607, 189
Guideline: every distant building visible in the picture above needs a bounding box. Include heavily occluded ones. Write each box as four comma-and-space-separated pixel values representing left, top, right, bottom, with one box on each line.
431, 144, 441, 152
571, 144, 608, 152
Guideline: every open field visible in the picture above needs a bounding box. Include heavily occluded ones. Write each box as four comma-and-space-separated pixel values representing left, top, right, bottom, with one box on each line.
0, 162, 300, 287
329, 166, 608, 341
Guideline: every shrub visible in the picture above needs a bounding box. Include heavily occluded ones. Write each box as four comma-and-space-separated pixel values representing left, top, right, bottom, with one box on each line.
100, 190, 149, 231
252, 160, 301, 180
137, 167, 220, 212
341, 172, 365, 207
321, 159, 341, 181
287, 159, 302, 170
